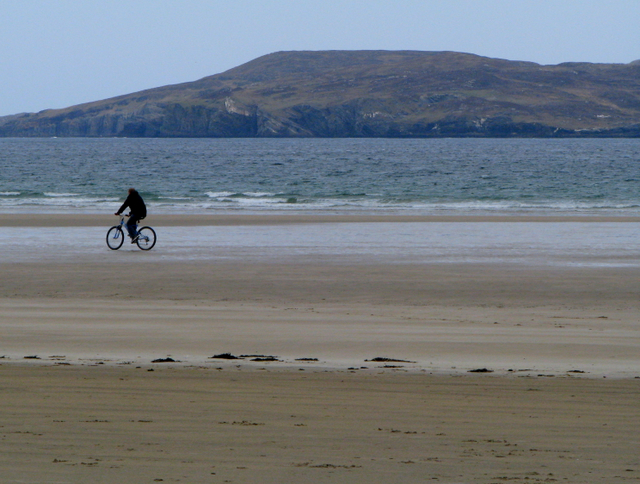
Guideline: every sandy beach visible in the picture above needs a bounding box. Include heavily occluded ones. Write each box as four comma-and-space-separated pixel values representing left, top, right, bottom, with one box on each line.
1, 214, 639, 483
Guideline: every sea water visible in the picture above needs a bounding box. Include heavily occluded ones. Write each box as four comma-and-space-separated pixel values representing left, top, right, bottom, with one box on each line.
1, 137, 639, 215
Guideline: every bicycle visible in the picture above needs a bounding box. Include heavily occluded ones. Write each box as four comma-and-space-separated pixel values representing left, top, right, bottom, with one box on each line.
106, 214, 156, 250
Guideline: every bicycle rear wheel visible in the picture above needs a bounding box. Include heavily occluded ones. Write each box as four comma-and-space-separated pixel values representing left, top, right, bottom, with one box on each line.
136, 226, 156, 250
106, 226, 124, 250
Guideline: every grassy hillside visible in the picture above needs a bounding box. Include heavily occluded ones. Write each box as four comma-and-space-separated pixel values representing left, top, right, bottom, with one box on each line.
2, 50, 640, 137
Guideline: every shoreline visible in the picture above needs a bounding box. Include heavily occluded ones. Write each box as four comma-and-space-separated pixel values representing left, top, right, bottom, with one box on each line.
2, 212, 640, 227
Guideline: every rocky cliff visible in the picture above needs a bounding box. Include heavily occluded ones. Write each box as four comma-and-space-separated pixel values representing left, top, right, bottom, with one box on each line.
2, 50, 640, 137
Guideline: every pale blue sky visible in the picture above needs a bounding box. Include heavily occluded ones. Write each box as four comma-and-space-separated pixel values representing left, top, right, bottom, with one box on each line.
1, 0, 639, 116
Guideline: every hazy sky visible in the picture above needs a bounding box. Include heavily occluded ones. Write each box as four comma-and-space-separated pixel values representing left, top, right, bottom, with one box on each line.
1, 0, 639, 116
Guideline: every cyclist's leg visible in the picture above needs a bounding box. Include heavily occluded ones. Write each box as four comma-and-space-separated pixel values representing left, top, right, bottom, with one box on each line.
126, 214, 139, 239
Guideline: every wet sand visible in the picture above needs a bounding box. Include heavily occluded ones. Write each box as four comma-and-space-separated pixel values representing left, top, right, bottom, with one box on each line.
1, 214, 639, 483
1, 212, 640, 226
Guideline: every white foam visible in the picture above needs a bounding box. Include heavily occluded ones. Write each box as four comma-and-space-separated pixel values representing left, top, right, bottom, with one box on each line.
205, 191, 236, 198
43, 192, 79, 197
1, 193, 640, 216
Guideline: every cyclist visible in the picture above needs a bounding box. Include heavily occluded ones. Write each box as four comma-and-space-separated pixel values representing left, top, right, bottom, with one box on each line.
115, 188, 147, 243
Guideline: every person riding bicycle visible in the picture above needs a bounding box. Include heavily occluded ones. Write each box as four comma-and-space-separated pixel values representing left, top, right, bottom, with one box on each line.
115, 188, 147, 243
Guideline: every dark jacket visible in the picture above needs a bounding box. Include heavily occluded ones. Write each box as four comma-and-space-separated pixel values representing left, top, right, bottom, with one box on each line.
117, 191, 147, 219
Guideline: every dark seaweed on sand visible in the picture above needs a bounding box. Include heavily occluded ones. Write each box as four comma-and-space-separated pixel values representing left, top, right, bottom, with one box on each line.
210, 353, 243, 360
152, 357, 177, 363
366, 357, 415, 363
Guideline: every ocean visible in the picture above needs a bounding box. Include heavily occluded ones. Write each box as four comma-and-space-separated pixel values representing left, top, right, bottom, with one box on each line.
1, 137, 639, 215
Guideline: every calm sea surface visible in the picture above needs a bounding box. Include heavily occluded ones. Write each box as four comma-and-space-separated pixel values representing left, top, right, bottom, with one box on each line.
1, 137, 639, 215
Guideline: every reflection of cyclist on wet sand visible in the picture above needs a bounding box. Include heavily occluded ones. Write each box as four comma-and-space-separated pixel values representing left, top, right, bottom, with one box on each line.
115, 188, 147, 243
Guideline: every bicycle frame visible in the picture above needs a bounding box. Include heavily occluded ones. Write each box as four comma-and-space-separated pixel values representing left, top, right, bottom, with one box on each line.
117, 214, 136, 236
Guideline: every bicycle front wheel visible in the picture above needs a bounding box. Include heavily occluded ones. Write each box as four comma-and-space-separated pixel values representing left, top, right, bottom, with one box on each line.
106, 226, 124, 250
136, 226, 156, 250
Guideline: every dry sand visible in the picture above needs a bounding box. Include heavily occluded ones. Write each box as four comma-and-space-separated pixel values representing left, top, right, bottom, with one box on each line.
1, 366, 638, 484
1, 214, 639, 483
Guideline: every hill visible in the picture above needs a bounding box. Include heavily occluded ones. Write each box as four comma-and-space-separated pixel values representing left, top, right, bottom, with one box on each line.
2, 50, 640, 137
